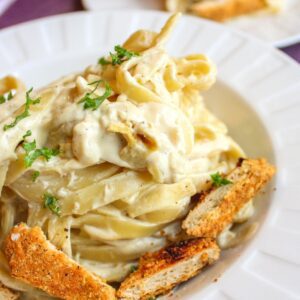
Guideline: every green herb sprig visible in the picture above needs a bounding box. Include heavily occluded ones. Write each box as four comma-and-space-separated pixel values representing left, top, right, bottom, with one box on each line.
22, 141, 59, 167
0, 90, 13, 104
210, 172, 232, 187
44, 193, 61, 216
79, 80, 111, 111
98, 45, 139, 66
32, 170, 40, 182
3, 88, 40, 131
21, 130, 59, 168
129, 265, 138, 273
22, 130, 32, 139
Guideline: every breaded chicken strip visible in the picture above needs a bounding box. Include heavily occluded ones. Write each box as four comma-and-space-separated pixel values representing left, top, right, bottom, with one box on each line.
183, 158, 275, 238
3, 224, 115, 300
117, 238, 220, 300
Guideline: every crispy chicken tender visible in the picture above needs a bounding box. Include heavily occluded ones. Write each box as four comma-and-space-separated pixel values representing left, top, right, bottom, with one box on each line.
3, 224, 116, 300
117, 238, 220, 300
183, 158, 275, 238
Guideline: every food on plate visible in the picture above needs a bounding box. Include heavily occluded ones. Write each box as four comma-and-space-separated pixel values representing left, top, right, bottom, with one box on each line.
4, 223, 115, 300
166, 0, 284, 21
0, 13, 275, 299
117, 238, 220, 300
183, 158, 276, 237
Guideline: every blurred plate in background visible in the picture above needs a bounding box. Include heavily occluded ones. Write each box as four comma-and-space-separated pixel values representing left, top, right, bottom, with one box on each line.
82, 0, 164, 11
82, 0, 300, 47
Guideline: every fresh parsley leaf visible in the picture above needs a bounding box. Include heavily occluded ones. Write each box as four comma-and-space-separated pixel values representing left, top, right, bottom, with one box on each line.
32, 170, 40, 182
0, 90, 14, 104
22, 130, 32, 139
98, 45, 139, 66
7, 91, 13, 100
23, 147, 40, 167
23, 140, 36, 153
4, 111, 30, 131
210, 172, 232, 187
98, 57, 110, 66
129, 265, 138, 273
79, 80, 112, 111
113, 45, 139, 65
24, 146, 59, 167
3, 88, 40, 131
42, 147, 60, 160
22, 137, 59, 168
43, 193, 61, 216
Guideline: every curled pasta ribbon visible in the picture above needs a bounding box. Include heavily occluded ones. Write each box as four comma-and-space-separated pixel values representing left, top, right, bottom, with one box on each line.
116, 55, 164, 104
73, 236, 167, 264
0, 76, 27, 123
123, 30, 158, 52
125, 179, 195, 220
116, 13, 183, 104
153, 13, 181, 47
73, 213, 163, 241
176, 54, 217, 90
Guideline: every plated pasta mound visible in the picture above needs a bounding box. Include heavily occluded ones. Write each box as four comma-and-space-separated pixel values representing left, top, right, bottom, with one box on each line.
0, 14, 275, 300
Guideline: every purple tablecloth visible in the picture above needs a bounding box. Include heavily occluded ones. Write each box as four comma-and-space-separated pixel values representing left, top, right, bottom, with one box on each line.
0, 0, 299, 63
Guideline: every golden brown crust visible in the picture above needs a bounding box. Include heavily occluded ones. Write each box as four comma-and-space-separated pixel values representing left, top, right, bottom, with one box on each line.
0, 282, 19, 300
3, 224, 116, 300
183, 158, 275, 238
190, 0, 268, 21
117, 238, 220, 300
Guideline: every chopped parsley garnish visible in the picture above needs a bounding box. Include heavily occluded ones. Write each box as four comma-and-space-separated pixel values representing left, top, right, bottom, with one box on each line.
22, 130, 32, 139
129, 265, 138, 273
98, 45, 139, 66
79, 80, 112, 111
0, 90, 13, 104
23, 140, 36, 154
23, 143, 59, 167
7, 91, 13, 100
32, 170, 40, 182
98, 57, 110, 66
43, 193, 61, 216
210, 172, 232, 187
3, 88, 40, 131
22, 136, 59, 168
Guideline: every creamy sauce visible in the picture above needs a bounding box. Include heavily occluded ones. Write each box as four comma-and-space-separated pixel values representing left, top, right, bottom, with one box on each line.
68, 92, 195, 183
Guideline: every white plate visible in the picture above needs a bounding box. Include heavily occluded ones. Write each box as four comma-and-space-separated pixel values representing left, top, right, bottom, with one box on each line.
82, 0, 300, 47
1, 10, 300, 300
227, 0, 300, 47
0, 0, 16, 16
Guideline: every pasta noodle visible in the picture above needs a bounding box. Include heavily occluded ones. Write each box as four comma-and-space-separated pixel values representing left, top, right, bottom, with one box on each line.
0, 13, 250, 298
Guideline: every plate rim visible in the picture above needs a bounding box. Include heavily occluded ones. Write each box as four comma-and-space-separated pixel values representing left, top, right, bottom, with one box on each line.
0, 9, 299, 68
